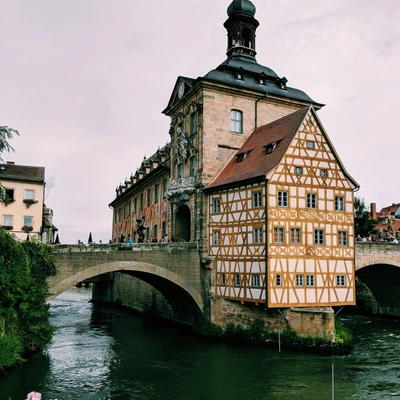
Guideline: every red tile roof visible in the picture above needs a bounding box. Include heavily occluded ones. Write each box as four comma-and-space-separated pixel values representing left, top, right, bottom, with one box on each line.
205, 107, 310, 190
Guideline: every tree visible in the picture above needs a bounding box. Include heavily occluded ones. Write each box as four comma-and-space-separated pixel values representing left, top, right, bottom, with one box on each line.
354, 196, 378, 238
0, 126, 19, 203
0, 126, 19, 163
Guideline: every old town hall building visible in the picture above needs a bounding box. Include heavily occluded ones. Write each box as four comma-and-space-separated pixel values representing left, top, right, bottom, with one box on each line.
109, 0, 359, 335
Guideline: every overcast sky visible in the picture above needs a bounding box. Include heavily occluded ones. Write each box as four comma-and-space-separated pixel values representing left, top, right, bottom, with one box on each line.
1, 0, 399, 244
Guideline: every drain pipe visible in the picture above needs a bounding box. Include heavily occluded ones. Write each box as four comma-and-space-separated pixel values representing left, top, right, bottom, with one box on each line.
255, 93, 268, 128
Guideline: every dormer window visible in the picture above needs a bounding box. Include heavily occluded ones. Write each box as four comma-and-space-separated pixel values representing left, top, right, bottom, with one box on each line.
236, 150, 251, 163
264, 140, 281, 154
236, 72, 244, 80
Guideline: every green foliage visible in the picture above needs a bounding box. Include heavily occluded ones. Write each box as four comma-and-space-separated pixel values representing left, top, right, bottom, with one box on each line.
194, 318, 352, 354
0, 229, 56, 369
0, 126, 19, 203
0, 126, 19, 163
354, 196, 378, 238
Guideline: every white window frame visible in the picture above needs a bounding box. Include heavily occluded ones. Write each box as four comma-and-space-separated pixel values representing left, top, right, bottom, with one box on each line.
252, 274, 260, 288
3, 215, 13, 226
278, 191, 288, 207
306, 274, 315, 287
252, 191, 262, 208
314, 229, 325, 245
25, 189, 35, 200
234, 274, 241, 287
253, 227, 263, 244
296, 274, 304, 287
273, 227, 284, 244
230, 109, 243, 133
338, 231, 348, 246
336, 275, 346, 287
212, 198, 220, 214
335, 196, 344, 211
290, 228, 301, 244
307, 193, 317, 209
23, 216, 33, 227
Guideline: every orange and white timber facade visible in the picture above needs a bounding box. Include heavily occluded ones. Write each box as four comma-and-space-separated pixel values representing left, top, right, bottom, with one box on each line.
207, 107, 358, 308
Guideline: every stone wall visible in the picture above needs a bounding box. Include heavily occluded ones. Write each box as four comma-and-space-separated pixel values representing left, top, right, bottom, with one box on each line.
211, 298, 335, 340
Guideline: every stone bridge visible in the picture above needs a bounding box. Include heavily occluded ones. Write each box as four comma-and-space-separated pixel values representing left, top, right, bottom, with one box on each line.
48, 242, 209, 324
355, 242, 400, 316
48, 242, 400, 322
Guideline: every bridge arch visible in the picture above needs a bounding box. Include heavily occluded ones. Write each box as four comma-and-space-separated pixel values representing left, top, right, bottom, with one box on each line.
48, 261, 204, 323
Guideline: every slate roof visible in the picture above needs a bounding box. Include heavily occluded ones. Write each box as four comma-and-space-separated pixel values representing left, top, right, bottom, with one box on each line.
205, 107, 310, 191
203, 56, 323, 107
0, 163, 45, 183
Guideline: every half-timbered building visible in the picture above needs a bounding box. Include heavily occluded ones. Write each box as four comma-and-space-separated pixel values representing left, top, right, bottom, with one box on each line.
205, 107, 359, 308
109, 0, 359, 336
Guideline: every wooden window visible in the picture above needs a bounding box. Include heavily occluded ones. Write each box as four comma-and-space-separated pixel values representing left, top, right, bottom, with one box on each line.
338, 231, 348, 246
254, 227, 263, 244
230, 110, 243, 133
252, 191, 262, 208
336, 275, 346, 287
252, 275, 260, 288
306, 274, 315, 287
320, 169, 328, 177
162, 222, 166, 239
234, 274, 241, 287
295, 166, 303, 174
140, 193, 144, 209
276, 274, 282, 287
307, 141, 314, 149
213, 230, 220, 245
314, 229, 325, 245
273, 227, 284, 244
307, 193, 317, 209
296, 274, 304, 287
290, 228, 301, 244
278, 191, 288, 207
212, 198, 220, 213
220, 273, 226, 286
128, 201, 131, 215
153, 224, 158, 237
146, 227, 150, 242
335, 196, 344, 211
134, 198, 137, 213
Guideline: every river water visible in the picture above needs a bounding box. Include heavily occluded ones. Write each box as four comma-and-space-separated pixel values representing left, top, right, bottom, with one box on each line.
1, 287, 400, 400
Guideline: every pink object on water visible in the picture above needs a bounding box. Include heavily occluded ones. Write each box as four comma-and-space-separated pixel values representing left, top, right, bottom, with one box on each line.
26, 392, 42, 400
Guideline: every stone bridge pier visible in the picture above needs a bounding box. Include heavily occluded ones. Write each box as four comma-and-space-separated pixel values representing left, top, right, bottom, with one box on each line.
49, 243, 210, 325
355, 242, 400, 316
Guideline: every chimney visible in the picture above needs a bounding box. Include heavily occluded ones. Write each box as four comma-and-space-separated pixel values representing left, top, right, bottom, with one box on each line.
370, 203, 377, 219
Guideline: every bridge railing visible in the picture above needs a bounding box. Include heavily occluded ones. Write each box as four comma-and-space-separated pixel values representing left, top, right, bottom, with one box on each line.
51, 241, 199, 253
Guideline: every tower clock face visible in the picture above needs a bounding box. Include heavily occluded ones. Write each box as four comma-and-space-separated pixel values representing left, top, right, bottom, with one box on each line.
178, 82, 185, 99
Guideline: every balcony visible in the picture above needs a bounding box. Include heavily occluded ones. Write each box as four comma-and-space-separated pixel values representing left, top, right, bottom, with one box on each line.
166, 177, 196, 204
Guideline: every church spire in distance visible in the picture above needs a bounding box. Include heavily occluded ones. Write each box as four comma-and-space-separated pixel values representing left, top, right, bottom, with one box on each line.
224, 0, 259, 60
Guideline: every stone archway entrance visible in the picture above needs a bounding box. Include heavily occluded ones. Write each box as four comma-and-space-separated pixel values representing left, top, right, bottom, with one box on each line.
175, 205, 191, 242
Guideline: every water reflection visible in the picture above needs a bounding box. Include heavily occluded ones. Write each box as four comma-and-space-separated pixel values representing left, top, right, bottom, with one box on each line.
1, 288, 400, 400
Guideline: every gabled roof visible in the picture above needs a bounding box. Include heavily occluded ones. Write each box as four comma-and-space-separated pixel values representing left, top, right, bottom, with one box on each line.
0, 163, 45, 183
205, 107, 309, 190
205, 106, 360, 192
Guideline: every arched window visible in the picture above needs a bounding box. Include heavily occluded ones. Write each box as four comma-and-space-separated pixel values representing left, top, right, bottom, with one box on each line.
230, 109, 243, 133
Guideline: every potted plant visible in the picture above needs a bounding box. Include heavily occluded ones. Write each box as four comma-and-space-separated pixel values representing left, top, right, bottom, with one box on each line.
22, 225, 33, 233
23, 199, 39, 208
3, 225, 13, 230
